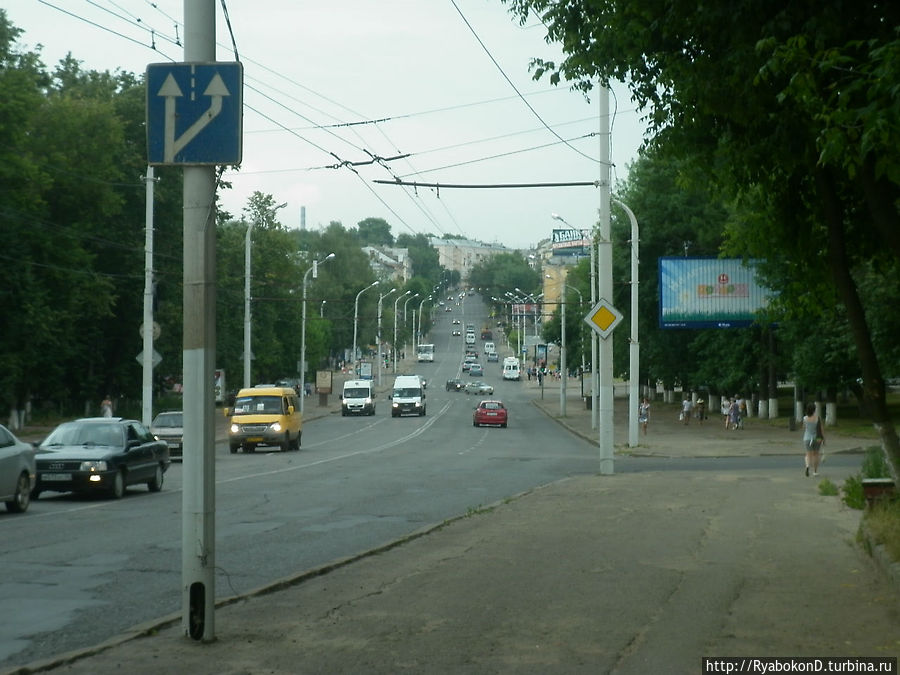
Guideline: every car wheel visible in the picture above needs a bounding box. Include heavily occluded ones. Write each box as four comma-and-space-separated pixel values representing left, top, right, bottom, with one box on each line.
109, 470, 125, 499
293, 432, 302, 450
502, 422, 508, 428
147, 465, 164, 492
6, 472, 31, 513
229, 444, 239, 454
281, 433, 291, 452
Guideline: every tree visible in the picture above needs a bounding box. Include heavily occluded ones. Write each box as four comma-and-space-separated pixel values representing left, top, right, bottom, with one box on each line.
356, 217, 394, 246
503, 0, 900, 478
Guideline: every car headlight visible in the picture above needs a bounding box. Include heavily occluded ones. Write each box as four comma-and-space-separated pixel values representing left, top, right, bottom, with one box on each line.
392, 402, 399, 408
230, 423, 240, 433
270, 422, 283, 432
79, 460, 108, 472
365, 397, 372, 404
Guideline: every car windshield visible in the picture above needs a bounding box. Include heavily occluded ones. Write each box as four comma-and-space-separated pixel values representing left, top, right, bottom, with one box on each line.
153, 413, 182, 428
393, 388, 420, 398
42, 422, 123, 447
344, 388, 370, 398
232, 395, 284, 414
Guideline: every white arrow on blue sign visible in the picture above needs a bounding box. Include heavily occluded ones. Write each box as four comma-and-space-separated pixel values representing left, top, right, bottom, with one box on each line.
146, 62, 243, 165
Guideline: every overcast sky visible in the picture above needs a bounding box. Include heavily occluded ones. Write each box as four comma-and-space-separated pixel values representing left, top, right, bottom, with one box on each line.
10, 1, 649, 249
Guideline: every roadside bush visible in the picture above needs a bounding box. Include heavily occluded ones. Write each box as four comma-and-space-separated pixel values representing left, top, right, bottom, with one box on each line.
818, 478, 839, 496
842, 474, 865, 509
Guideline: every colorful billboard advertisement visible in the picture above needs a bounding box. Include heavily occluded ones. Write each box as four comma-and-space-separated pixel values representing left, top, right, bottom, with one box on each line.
658, 257, 772, 328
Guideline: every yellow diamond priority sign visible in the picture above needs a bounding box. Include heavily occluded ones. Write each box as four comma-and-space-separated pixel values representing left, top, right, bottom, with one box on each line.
584, 298, 623, 339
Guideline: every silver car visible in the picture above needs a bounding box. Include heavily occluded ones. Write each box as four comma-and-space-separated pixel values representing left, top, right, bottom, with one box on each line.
465, 381, 494, 396
0, 424, 37, 513
150, 411, 184, 460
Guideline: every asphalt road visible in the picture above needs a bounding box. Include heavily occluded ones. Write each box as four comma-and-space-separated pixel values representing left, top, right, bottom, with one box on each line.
0, 296, 599, 670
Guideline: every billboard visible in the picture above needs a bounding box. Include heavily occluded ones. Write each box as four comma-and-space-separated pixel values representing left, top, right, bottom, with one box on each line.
658, 257, 772, 329
551, 229, 590, 257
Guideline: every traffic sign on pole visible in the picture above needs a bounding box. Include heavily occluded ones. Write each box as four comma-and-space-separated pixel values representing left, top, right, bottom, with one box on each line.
146, 62, 243, 165
584, 298, 623, 340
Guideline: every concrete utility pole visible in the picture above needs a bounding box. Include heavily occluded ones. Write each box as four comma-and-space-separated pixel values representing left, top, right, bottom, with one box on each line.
181, 0, 217, 642
141, 165, 157, 427
598, 85, 614, 475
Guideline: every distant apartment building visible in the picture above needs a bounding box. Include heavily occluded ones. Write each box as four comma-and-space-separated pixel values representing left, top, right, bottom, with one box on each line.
429, 237, 510, 282
362, 246, 411, 283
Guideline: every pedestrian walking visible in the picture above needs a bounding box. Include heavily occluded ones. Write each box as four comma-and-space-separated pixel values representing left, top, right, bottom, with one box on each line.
721, 397, 731, 429
680, 396, 692, 425
696, 398, 706, 424
638, 397, 650, 435
802, 403, 825, 476
100, 395, 113, 418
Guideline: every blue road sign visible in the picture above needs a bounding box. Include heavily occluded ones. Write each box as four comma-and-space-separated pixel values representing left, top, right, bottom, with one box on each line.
146, 62, 243, 165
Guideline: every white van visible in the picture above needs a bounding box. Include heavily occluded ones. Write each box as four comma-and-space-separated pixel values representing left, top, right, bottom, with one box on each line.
502, 357, 521, 381
483, 341, 496, 354
390, 375, 426, 417
465, 332, 476, 345
341, 379, 375, 416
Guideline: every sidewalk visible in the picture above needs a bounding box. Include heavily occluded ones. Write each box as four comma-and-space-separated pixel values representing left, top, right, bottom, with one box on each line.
7, 378, 899, 674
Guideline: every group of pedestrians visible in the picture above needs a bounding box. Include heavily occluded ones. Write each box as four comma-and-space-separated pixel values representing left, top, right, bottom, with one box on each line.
638, 392, 827, 478
720, 395, 746, 430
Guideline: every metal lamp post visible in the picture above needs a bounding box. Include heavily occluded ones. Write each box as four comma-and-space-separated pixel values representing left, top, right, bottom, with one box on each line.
612, 197, 640, 448
243, 221, 254, 388
376, 288, 397, 386
403, 293, 419, 364
352, 280, 379, 376
300, 253, 335, 414
554, 212, 598, 430
393, 290, 412, 374
320, 300, 326, 318
416, 295, 432, 346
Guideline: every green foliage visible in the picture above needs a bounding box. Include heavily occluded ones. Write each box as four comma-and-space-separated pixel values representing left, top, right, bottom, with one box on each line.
842, 474, 865, 510
862, 446, 890, 479
817, 478, 839, 496
356, 217, 394, 246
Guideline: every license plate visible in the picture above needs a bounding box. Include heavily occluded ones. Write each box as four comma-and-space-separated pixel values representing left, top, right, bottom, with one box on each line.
486, 412, 497, 416
247, 437, 263, 443
43, 473, 72, 481
166, 441, 181, 448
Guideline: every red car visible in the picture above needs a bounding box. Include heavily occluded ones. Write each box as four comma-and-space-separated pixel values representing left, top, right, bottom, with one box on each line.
473, 400, 508, 428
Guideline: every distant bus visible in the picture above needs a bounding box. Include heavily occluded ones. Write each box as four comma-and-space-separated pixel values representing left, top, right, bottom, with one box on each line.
416, 343, 435, 362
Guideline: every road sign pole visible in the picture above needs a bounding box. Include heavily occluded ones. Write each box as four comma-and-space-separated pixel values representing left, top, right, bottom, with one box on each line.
142, 166, 156, 427
181, 0, 217, 643
598, 86, 614, 475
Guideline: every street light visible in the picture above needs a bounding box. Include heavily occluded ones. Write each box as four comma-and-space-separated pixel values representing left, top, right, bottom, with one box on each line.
553, 212, 598, 430
320, 300, 326, 318
402, 292, 419, 358
416, 295, 432, 347
546, 275, 586, 417
393, 290, 412, 374
300, 253, 335, 414
243, 221, 254, 388
352, 280, 380, 375
612, 197, 640, 448
376, 288, 397, 386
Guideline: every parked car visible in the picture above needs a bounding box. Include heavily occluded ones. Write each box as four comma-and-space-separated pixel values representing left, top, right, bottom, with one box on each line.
473, 400, 508, 428
446, 378, 465, 392
0, 424, 36, 513
33, 418, 170, 499
469, 363, 484, 377
465, 381, 494, 396
150, 410, 183, 460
